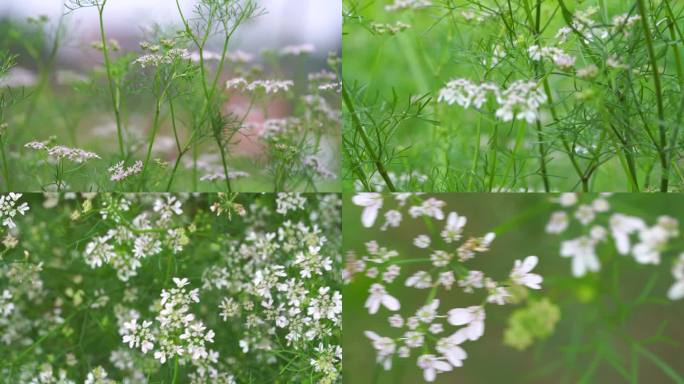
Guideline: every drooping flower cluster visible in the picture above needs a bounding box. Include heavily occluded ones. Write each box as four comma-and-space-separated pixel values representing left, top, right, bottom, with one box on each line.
349, 194, 543, 382
438, 79, 547, 123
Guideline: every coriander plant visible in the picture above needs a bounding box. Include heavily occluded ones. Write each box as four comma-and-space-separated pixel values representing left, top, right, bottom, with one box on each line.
343, 0, 684, 192
0, 0, 340, 192
0, 192, 341, 383
344, 193, 684, 383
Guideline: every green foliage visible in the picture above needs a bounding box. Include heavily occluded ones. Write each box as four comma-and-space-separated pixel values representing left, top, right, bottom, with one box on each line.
0, 192, 342, 383
343, 0, 684, 192
0, 1, 340, 192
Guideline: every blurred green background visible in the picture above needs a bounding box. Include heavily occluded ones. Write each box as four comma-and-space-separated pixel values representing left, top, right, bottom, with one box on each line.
343, 194, 684, 383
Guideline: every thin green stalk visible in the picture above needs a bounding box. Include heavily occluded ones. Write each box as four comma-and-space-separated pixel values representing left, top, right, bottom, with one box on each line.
500, 120, 527, 189
139, 98, 163, 190
0, 137, 10, 191
216, 135, 233, 192
541, 78, 587, 191
342, 84, 396, 191
97, 0, 125, 158
166, 129, 199, 192
665, 1, 684, 190
633, 343, 684, 383
488, 124, 498, 192
171, 356, 179, 384
467, 114, 482, 190
169, 97, 182, 154
21, 16, 63, 133
192, 144, 198, 191
166, 153, 185, 192
535, 120, 550, 192
166, 97, 185, 192
636, 0, 668, 192
597, 105, 640, 191
343, 140, 371, 191
532, 0, 550, 192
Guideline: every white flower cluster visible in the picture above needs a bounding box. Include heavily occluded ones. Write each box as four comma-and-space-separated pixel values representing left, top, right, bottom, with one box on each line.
83, 195, 188, 281
25, 141, 100, 163
460, 8, 494, 23
611, 13, 641, 36
555, 7, 640, 43
354, 171, 429, 192
199, 171, 250, 182
303, 156, 336, 179
0, 194, 341, 383
133, 48, 190, 68
528, 45, 576, 69
0, 193, 29, 229
385, 0, 432, 12
108, 161, 143, 182
276, 193, 308, 215
205, 195, 342, 383
28, 364, 76, 384
190, 49, 254, 64
225, 78, 294, 94
438, 78, 547, 123
0, 289, 13, 318
307, 70, 339, 93
668, 255, 684, 300
546, 193, 683, 299
280, 44, 315, 56
121, 277, 216, 365
349, 194, 543, 382
84, 366, 115, 384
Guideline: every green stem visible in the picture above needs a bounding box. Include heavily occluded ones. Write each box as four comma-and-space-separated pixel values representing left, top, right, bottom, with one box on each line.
636, 0, 668, 192
139, 98, 162, 191
342, 84, 396, 191
97, 0, 125, 158
216, 134, 233, 192
171, 356, 179, 384
488, 124, 498, 192
166, 98, 185, 192
531, 0, 551, 192
0, 137, 10, 191
467, 115, 482, 191
541, 77, 587, 191
343, 140, 371, 191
